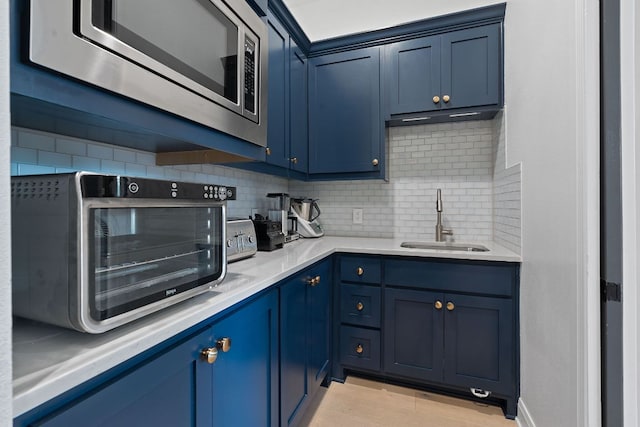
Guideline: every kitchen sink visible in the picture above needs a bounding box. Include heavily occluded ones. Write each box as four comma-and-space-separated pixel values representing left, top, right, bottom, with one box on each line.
400, 242, 490, 252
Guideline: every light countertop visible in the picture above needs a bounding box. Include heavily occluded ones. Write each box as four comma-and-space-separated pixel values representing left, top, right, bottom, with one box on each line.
13, 237, 520, 417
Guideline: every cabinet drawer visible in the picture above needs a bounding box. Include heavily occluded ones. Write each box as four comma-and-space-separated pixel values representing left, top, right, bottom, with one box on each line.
385, 258, 517, 297
339, 326, 381, 372
340, 256, 381, 284
340, 284, 381, 328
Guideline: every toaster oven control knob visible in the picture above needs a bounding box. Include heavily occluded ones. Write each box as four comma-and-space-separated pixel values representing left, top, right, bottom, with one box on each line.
227, 239, 233, 248
216, 337, 232, 353
201, 347, 219, 364
248, 235, 255, 243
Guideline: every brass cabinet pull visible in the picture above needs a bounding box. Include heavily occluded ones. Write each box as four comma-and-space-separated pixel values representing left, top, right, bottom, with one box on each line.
442, 95, 451, 103
356, 302, 364, 311
216, 337, 232, 353
355, 344, 364, 354
434, 300, 443, 310
432, 95, 441, 104
446, 302, 455, 311
265, 147, 271, 156
307, 276, 321, 286
201, 347, 219, 364
356, 267, 364, 276
290, 157, 298, 164
372, 158, 379, 167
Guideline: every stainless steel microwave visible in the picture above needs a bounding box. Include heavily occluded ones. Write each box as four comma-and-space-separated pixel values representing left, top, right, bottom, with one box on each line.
11, 172, 235, 333
28, 0, 268, 146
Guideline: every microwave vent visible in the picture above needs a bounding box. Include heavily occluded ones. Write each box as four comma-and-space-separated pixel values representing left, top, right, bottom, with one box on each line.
11, 177, 61, 200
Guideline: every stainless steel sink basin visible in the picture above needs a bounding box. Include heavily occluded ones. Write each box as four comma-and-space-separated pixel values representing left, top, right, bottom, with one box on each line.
400, 242, 490, 252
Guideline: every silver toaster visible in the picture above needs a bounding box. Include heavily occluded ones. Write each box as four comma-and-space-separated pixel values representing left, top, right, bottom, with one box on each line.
226, 218, 258, 262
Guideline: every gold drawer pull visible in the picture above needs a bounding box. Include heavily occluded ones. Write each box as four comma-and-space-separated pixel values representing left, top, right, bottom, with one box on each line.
355, 344, 364, 354
434, 300, 443, 310
446, 302, 455, 311
356, 267, 364, 276
433, 95, 440, 104
356, 302, 364, 311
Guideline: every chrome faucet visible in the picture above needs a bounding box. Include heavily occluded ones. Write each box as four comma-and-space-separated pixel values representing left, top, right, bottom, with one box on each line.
435, 188, 453, 242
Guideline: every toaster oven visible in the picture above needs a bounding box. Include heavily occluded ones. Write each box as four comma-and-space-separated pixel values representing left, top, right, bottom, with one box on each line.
11, 172, 235, 333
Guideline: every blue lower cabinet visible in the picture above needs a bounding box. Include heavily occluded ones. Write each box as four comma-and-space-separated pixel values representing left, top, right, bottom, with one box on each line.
31, 329, 214, 427
336, 255, 519, 419
210, 290, 280, 427
442, 293, 513, 396
383, 288, 444, 382
280, 258, 332, 427
19, 290, 279, 427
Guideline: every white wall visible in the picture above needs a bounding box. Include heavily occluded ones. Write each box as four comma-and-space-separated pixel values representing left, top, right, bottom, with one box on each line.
0, 0, 12, 423
504, 0, 600, 425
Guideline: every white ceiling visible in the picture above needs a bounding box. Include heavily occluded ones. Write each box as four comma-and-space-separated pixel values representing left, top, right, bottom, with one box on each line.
281, 0, 503, 42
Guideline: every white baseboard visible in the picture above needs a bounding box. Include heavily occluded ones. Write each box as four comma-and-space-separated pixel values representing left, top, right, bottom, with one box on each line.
516, 399, 536, 427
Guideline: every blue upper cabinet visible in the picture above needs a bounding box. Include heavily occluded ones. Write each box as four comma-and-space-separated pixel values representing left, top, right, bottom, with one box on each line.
266, 14, 291, 169
440, 24, 501, 110
308, 47, 383, 177
264, 12, 309, 175
384, 23, 502, 120
289, 42, 309, 174
386, 36, 441, 115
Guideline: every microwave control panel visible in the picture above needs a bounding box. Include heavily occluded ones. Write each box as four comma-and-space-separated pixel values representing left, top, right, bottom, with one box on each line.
81, 174, 236, 201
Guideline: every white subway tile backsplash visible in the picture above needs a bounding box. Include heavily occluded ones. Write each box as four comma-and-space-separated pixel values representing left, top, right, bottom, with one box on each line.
55, 138, 87, 156
11, 126, 289, 221
18, 130, 55, 151
87, 144, 113, 160
11, 117, 521, 253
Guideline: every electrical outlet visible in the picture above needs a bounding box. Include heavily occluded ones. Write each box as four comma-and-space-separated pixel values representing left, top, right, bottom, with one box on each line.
352, 208, 363, 224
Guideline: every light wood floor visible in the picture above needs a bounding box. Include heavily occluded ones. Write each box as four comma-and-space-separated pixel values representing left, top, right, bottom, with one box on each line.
299, 377, 516, 427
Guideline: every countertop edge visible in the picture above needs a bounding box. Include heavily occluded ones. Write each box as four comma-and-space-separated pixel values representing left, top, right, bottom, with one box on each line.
12, 237, 520, 417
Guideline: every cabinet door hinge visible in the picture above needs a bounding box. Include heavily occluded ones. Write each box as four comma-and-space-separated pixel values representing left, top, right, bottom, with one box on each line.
601, 279, 622, 302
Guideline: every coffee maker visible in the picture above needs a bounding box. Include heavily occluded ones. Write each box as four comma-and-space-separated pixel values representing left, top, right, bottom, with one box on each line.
290, 198, 324, 238
266, 193, 300, 243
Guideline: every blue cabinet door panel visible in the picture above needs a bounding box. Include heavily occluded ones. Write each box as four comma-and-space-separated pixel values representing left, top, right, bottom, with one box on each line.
443, 294, 513, 395
340, 283, 382, 328
308, 260, 332, 390
290, 43, 309, 173
440, 24, 501, 109
267, 15, 291, 168
383, 288, 444, 382
211, 291, 279, 427
387, 36, 441, 114
280, 273, 309, 426
35, 330, 212, 427
308, 47, 381, 174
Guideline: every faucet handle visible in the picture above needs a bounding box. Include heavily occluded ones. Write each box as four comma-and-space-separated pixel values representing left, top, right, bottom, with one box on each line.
436, 188, 443, 212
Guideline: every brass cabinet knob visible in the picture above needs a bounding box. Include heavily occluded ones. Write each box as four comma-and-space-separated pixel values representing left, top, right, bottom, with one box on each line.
356, 302, 364, 311
434, 300, 443, 310
446, 302, 455, 311
216, 337, 232, 353
307, 276, 321, 286
265, 147, 271, 156
372, 158, 379, 166
356, 267, 364, 276
432, 95, 441, 104
443, 95, 450, 103
290, 157, 298, 164
201, 347, 219, 364
355, 344, 364, 354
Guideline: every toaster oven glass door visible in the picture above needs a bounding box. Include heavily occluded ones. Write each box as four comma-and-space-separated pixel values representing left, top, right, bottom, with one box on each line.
88, 205, 224, 320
